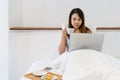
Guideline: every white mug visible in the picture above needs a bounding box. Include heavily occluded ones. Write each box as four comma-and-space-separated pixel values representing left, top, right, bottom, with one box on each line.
66, 28, 74, 34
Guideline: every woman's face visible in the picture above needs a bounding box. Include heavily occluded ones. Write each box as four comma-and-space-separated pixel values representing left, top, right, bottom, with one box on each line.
71, 13, 82, 29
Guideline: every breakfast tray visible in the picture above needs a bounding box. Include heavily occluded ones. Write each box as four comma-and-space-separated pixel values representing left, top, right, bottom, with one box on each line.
24, 72, 62, 80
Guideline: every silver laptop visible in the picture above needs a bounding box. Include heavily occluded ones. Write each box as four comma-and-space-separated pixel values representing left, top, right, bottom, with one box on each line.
67, 33, 104, 52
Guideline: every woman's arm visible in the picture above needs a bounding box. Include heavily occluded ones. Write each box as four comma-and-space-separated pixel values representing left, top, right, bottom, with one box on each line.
58, 29, 67, 55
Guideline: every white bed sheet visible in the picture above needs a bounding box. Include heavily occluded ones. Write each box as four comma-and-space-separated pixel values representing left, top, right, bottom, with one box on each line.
62, 49, 120, 80
20, 49, 120, 80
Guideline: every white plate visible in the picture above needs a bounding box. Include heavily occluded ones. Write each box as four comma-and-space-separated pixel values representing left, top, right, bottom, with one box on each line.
32, 70, 47, 76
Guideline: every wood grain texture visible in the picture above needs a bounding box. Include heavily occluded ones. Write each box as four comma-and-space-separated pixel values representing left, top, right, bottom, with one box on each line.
96, 27, 120, 30
10, 27, 62, 30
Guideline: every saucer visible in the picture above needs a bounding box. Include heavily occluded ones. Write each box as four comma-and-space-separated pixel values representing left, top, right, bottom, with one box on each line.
32, 70, 47, 76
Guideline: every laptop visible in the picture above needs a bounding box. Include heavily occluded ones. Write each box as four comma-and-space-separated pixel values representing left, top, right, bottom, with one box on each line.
67, 33, 104, 52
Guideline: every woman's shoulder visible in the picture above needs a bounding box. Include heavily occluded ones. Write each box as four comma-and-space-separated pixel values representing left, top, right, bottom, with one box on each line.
85, 27, 92, 33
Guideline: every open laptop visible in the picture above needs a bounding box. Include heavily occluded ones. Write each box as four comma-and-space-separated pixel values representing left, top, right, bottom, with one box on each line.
67, 33, 104, 52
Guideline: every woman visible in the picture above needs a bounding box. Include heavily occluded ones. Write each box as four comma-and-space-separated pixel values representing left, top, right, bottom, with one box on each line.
58, 8, 92, 55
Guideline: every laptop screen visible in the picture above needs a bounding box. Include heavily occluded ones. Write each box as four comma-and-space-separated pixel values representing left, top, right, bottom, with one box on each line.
67, 33, 104, 52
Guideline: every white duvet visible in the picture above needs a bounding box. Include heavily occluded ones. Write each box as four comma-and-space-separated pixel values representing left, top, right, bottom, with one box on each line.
51, 49, 120, 80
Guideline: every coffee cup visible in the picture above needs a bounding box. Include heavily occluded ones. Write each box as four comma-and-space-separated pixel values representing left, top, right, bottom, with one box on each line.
66, 28, 74, 34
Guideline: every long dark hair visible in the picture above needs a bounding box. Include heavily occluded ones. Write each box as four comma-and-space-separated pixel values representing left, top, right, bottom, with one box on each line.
68, 8, 92, 33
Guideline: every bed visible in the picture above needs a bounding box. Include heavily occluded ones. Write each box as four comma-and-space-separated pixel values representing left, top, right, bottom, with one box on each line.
20, 49, 120, 80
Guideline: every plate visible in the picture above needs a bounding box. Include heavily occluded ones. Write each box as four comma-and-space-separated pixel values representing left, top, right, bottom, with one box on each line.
32, 70, 47, 76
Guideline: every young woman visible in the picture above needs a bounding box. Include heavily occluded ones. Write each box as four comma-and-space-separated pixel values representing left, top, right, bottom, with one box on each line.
58, 8, 92, 55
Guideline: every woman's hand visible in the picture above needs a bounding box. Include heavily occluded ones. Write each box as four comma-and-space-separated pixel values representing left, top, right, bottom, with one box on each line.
62, 28, 68, 38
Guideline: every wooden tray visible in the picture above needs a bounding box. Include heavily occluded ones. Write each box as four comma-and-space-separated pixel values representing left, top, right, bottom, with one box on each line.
24, 72, 62, 80
24, 73, 41, 80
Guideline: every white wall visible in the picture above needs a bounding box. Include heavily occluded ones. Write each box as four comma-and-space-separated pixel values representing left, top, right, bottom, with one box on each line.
0, 0, 8, 80
9, 0, 120, 27
9, 0, 120, 80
